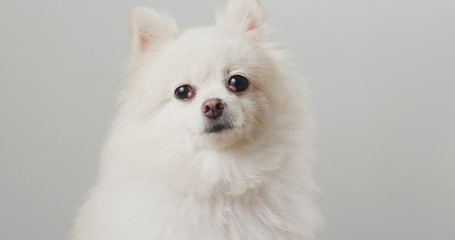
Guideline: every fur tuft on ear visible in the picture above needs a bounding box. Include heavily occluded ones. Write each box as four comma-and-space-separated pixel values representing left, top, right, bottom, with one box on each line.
216, 0, 266, 34
129, 7, 178, 59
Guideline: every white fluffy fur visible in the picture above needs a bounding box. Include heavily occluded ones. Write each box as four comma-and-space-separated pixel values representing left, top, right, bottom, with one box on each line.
71, 0, 321, 239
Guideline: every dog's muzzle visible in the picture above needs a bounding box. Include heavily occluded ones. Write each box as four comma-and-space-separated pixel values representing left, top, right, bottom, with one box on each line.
202, 98, 233, 133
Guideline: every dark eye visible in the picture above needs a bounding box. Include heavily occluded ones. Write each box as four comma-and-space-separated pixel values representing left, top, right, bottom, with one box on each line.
228, 75, 249, 93
174, 85, 195, 100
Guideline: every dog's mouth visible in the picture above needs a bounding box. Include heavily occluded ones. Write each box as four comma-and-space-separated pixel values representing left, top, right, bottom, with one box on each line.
204, 121, 233, 133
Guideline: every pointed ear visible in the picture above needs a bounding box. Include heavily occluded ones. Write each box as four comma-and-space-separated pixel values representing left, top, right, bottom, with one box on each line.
216, 0, 266, 34
129, 7, 178, 59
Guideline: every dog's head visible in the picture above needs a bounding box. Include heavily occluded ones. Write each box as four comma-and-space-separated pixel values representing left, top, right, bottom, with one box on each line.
123, 0, 294, 149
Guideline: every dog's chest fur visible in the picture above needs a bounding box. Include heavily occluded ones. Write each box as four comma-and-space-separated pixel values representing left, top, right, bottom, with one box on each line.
77, 166, 312, 240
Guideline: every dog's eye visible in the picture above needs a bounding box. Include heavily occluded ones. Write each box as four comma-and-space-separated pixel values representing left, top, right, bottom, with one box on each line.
228, 75, 249, 93
175, 85, 195, 100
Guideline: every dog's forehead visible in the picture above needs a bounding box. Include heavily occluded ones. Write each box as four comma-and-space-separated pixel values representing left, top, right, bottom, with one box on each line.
177, 27, 245, 52
162, 27, 259, 85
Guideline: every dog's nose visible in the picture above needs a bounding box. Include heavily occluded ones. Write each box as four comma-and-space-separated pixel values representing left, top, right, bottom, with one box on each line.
202, 98, 225, 119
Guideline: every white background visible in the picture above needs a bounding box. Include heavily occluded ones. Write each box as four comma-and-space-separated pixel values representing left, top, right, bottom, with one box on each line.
1, 0, 454, 239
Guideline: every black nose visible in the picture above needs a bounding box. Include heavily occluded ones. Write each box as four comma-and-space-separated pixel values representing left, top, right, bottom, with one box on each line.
202, 98, 225, 119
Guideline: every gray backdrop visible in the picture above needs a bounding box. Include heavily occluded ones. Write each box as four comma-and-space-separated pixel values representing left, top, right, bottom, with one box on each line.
1, 0, 454, 239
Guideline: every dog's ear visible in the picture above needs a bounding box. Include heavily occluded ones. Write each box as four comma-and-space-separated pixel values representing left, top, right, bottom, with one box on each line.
216, 0, 266, 34
129, 8, 178, 59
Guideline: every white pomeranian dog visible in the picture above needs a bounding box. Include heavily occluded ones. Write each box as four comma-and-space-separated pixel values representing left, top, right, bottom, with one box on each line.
71, 0, 321, 239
